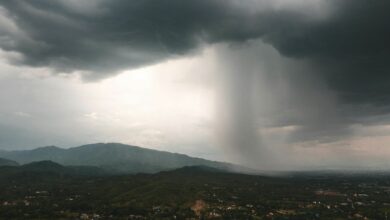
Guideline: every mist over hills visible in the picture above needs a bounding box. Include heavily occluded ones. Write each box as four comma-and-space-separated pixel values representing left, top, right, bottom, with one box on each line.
0, 143, 240, 174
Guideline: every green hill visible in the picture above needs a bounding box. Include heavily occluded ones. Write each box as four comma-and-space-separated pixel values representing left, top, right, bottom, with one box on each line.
0, 160, 106, 180
0, 157, 19, 166
0, 143, 241, 174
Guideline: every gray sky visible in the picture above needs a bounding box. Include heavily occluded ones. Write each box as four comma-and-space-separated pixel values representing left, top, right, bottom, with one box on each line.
1, 0, 390, 169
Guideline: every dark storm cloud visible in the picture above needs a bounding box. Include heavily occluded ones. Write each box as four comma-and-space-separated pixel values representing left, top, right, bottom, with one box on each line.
0, 0, 390, 102
0, 0, 389, 103
0, 0, 267, 79
264, 1, 390, 105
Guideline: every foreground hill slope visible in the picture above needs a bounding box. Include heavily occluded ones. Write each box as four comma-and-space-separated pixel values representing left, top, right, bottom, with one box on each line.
0, 143, 238, 174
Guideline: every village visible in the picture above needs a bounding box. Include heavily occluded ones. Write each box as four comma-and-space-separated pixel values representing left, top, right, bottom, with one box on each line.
1, 171, 390, 219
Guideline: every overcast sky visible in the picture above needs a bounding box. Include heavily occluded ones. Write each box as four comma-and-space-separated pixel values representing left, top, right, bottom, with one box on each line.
1, 0, 390, 169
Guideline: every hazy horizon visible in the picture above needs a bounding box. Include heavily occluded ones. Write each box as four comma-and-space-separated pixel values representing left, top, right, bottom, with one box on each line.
1, 0, 390, 170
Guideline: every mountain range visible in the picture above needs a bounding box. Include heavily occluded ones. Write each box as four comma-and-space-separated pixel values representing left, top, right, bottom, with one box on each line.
0, 143, 242, 174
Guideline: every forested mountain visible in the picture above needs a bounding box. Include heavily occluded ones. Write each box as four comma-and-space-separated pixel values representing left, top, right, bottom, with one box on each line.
0, 143, 238, 174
